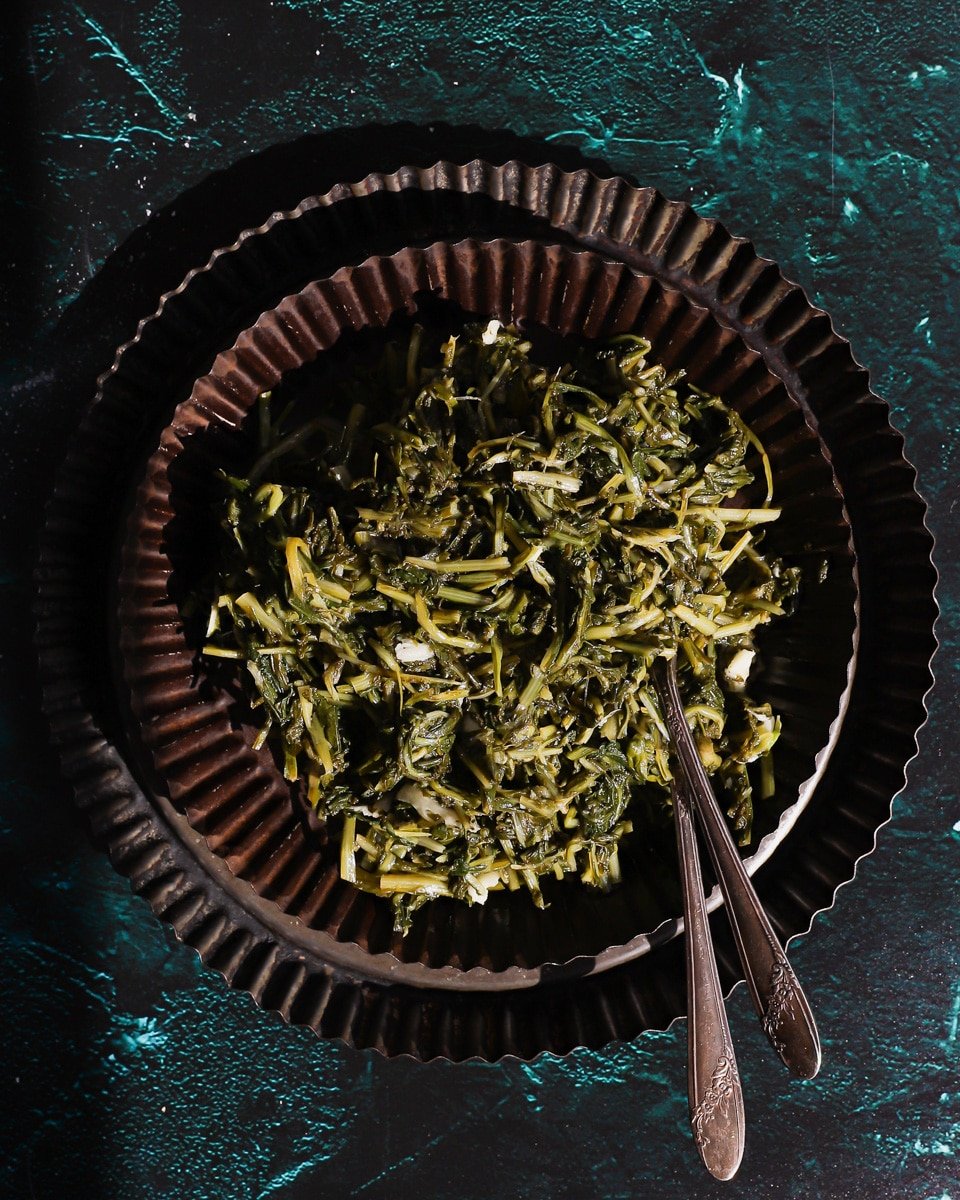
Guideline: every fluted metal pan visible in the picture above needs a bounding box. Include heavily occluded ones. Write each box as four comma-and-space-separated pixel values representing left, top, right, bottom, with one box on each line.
115, 238, 857, 987
36, 161, 936, 1059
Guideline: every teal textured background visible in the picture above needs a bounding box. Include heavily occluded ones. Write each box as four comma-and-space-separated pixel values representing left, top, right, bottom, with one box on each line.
1, 2, 957, 1197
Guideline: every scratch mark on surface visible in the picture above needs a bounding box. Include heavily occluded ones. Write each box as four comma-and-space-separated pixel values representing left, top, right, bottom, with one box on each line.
46, 125, 179, 146
945, 979, 960, 1047
827, 46, 837, 214
665, 18, 730, 92
349, 1095, 511, 1196
75, 5, 180, 125
599, 17, 652, 42
546, 117, 686, 152
691, 43, 730, 91
873, 149, 931, 174
256, 1148, 340, 1199
17, 938, 114, 1009
81, 230, 94, 279
9, 370, 56, 396
25, 1150, 37, 1200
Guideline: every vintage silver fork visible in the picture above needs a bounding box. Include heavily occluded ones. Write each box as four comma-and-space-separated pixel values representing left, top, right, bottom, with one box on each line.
671, 766, 746, 1179
653, 655, 821, 1081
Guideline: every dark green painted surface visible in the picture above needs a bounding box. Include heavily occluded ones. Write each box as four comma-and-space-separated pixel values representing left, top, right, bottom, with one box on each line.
1, 2, 957, 1196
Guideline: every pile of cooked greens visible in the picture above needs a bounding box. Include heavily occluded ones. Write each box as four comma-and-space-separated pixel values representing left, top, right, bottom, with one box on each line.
201, 321, 799, 933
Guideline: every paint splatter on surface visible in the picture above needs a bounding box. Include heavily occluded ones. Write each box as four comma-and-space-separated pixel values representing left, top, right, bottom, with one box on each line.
1, 1, 957, 1196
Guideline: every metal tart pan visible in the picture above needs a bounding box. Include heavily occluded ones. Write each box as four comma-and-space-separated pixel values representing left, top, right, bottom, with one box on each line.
36, 162, 936, 1060
115, 237, 857, 986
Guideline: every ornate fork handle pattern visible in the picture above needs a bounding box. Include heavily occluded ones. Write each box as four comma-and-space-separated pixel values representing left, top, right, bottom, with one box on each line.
761, 953, 799, 1055
691, 1050, 742, 1154
654, 656, 822, 1080
673, 774, 745, 1180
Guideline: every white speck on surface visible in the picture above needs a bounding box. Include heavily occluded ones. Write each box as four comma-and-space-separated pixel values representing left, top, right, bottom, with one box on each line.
914, 315, 934, 347
481, 319, 502, 344
187, 111, 197, 121
723, 647, 754, 690
395, 639, 434, 665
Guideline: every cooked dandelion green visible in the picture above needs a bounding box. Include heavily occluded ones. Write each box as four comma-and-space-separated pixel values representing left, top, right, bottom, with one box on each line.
202, 321, 800, 933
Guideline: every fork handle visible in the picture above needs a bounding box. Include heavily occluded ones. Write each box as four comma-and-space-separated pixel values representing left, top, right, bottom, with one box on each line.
673, 777, 745, 1180
656, 657, 822, 1080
